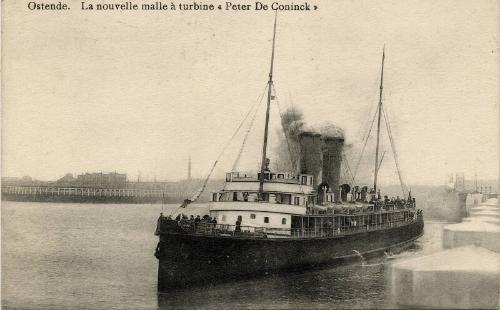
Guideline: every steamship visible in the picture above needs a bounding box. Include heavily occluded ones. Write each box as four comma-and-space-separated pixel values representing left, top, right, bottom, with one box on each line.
154, 16, 424, 290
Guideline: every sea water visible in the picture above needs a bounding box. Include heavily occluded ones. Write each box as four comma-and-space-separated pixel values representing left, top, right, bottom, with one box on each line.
1, 201, 446, 309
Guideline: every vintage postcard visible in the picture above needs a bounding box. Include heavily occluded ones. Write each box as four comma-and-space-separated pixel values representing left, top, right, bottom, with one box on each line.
2, 0, 499, 309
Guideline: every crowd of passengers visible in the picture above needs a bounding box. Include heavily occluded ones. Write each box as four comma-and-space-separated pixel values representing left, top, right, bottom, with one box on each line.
161, 213, 255, 234
374, 195, 416, 208
161, 213, 218, 230
315, 195, 415, 215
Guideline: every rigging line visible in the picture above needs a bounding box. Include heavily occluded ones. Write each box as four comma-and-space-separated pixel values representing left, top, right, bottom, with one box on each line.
353, 106, 378, 180
185, 92, 269, 205
341, 164, 351, 185
271, 83, 298, 172
217, 82, 269, 196
231, 83, 268, 172
381, 104, 406, 197
342, 151, 356, 186
340, 153, 352, 184
359, 99, 378, 146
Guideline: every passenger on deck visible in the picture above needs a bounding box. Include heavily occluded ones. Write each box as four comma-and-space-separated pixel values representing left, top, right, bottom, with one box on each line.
235, 219, 241, 232
194, 215, 201, 229
175, 214, 181, 221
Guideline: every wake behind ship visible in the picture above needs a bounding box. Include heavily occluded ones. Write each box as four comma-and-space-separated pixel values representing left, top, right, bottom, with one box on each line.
154, 15, 424, 290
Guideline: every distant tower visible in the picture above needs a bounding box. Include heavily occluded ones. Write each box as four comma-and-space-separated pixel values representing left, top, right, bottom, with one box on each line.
188, 156, 192, 180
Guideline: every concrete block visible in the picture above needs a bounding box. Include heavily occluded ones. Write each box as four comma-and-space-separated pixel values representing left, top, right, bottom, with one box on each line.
471, 206, 499, 214
482, 198, 498, 207
463, 216, 500, 225
470, 210, 500, 219
443, 221, 500, 252
390, 246, 500, 309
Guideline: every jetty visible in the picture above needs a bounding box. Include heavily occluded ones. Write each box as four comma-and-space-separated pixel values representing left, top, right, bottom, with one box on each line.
390, 196, 500, 309
1, 185, 188, 204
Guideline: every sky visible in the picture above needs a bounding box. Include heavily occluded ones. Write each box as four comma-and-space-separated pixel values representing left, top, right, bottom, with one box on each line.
2, 0, 499, 186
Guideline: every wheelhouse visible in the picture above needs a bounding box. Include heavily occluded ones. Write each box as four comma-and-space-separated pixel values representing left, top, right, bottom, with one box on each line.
208, 170, 315, 234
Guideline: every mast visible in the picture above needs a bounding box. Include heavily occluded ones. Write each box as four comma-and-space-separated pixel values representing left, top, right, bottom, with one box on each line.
258, 13, 278, 200
373, 47, 385, 194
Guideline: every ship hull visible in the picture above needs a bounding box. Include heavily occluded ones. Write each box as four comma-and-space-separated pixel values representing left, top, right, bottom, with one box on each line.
156, 218, 424, 290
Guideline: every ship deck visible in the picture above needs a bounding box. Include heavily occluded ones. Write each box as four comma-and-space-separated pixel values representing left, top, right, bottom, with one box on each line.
156, 211, 423, 240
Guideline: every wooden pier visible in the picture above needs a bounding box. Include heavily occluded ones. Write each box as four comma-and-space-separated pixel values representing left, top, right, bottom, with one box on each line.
1, 186, 189, 204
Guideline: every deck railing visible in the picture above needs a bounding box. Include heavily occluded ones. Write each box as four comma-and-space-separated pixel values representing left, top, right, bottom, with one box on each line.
158, 212, 423, 239
289, 216, 419, 238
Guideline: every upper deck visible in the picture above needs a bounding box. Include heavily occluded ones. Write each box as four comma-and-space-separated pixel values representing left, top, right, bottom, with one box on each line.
211, 171, 316, 203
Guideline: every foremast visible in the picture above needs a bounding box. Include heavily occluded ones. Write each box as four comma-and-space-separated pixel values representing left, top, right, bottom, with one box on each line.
373, 47, 385, 194
258, 13, 278, 201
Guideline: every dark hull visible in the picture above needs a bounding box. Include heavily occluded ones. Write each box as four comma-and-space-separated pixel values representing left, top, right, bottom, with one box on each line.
156, 218, 424, 290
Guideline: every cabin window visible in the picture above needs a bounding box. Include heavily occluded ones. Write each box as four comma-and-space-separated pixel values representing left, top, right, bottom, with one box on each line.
301, 176, 307, 185
282, 218, 287, 225
250, 214, 256, 219
264, 217, 269, 223
259, 173, 270, 180
282, 194, 291, 205
278, 174, 284, 179
233, 192, 238, 201
222, 215, 226, 222
212, 193, 217, 201
294, 197, 300, 205
226, 173, 231, 182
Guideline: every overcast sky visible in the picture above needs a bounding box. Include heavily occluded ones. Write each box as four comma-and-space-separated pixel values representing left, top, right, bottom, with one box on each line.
2, 0, 498, 186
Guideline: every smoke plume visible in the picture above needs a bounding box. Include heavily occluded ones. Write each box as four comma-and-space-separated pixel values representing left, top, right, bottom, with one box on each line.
273, 107, 304, 172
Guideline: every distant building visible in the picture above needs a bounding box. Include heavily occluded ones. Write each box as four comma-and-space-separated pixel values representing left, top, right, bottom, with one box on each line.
75, 172, 127, 188
1, 175, 47, 187
56, 173, 76, 186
